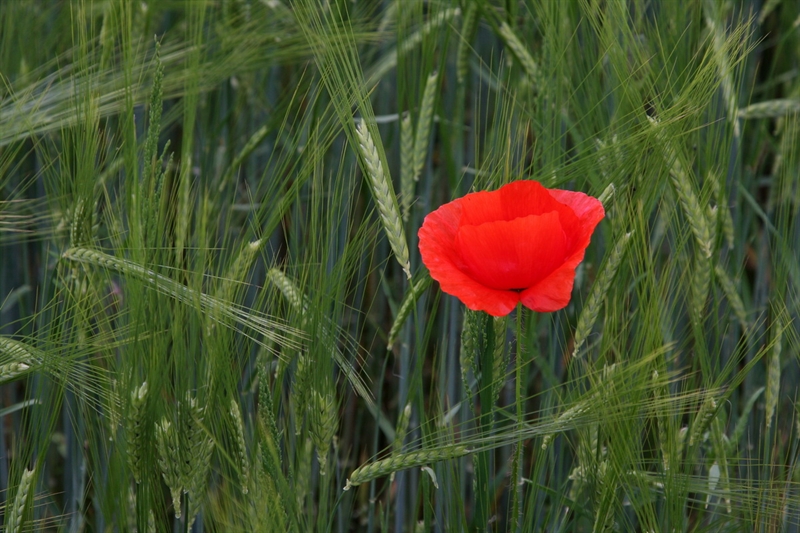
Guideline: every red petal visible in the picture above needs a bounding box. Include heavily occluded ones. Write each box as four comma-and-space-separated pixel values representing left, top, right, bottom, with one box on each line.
454, 212, 568, 291
418, 200, 520, 316
548, 188, 605, 247
458, 181, 577, 226
520, 261, 578, 312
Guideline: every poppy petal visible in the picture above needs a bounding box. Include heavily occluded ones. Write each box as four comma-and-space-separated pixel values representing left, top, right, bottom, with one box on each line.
499, 181, 577, 221
418, 200, 521, 316
454, 212, 568, 291
547, 188, 605, 220
519, 261, 578, 312
548, 189, 605, 244
519, 239, 594, 312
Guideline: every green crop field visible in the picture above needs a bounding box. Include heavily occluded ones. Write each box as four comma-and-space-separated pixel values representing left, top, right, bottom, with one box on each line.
1, 0, 799, 531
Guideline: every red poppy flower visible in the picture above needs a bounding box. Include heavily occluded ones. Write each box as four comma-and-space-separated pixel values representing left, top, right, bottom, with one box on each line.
418, 180, 605, 316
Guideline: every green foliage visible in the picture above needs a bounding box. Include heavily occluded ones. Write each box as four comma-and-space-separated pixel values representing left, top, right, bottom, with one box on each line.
1, 0, 800, 531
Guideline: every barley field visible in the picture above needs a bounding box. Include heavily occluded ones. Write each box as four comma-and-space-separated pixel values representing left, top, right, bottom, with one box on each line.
1, 0, 800, 531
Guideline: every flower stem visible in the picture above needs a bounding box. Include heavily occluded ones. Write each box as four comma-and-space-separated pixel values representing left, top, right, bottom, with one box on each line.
509, 303, 524, 531
475, 312, 496, 532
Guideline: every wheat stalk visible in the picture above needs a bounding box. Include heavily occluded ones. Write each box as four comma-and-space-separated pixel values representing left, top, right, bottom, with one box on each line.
412, 71, 438, 182
180, 394, 213, 525
491, 316, 508, 406
597, 182, 616, 207
155, 418, 183, 517
703, 1, 740, 137
457, 3, 478, 84
688, 395, 718, 447
648, 117, 714, 260
309, 390, 338, 476
387, 274, 431, 348
392, 402, 412, 453
652, 371, 671, 471
6, 467, 35, 533
460, 310, 481, 414
400, 113, 414, 221
691, 253, 712, 325
739, 99, 800, 119
0, 336, 39, 365
267, 267, 307, 313
765, 316, 783, 430
714, 264, 748, 330
126, 381, 148, 484
709, 416, 732, 512
0, 362, 31, 384
573, 232, 632, 358
498, 21, 538, 81
229, 398, 250, 494
344, 445, 469, 490
355, 119, 411, 279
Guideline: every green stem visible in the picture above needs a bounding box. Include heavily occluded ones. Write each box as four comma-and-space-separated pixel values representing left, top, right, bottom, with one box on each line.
475, 312, 495, 532
509, 303, 524, 532
183, 493, 190, 533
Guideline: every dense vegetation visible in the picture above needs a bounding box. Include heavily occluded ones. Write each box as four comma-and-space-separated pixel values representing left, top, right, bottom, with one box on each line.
1, 0, 799, 531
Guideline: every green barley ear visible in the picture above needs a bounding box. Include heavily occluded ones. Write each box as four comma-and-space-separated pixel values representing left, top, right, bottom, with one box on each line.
714, 264, 748, 330
6, 467, 35, 533
127, 381, 149, 484
491, 316, 508, 406
691, 253, 712, 325
703, 0, 740, 138
688, 395, 718, 447
309, 389, 338, 476
497, 21, 539, 82
295, 438, 314, 508
456, 3, 478, 84
400, 113, 415, 221
709, 415, 732, 512
147, 510, 156, 533
355, 119, 411, 279
412, 71, 438, 182
293, 352, 312, 435
267, 267, 307, 313
180, 394, 213, 526
69, 197, 94, 248
229, 398, 250, 494
573, 232, 632, 358
393, 402, 412, 453
460, 310, 481, 413
765, 316, 783, 430
597, 182, 616, 207
541, 400, 592, 451
220, 123, 271, 191
215, 238, 263, 302
387, 274, 431, 349
155, 418, 183, 518
0, 336, 38, 371
257, 349, 281, 467
709, 171, 735, 249
648, 117, 713, 260
739, 99, 800, 119
0, 362, 31, 384
652, 371, 671, 471
396, 7, 462, 57
143, 40, 164, 179
343, 445, 469, 490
